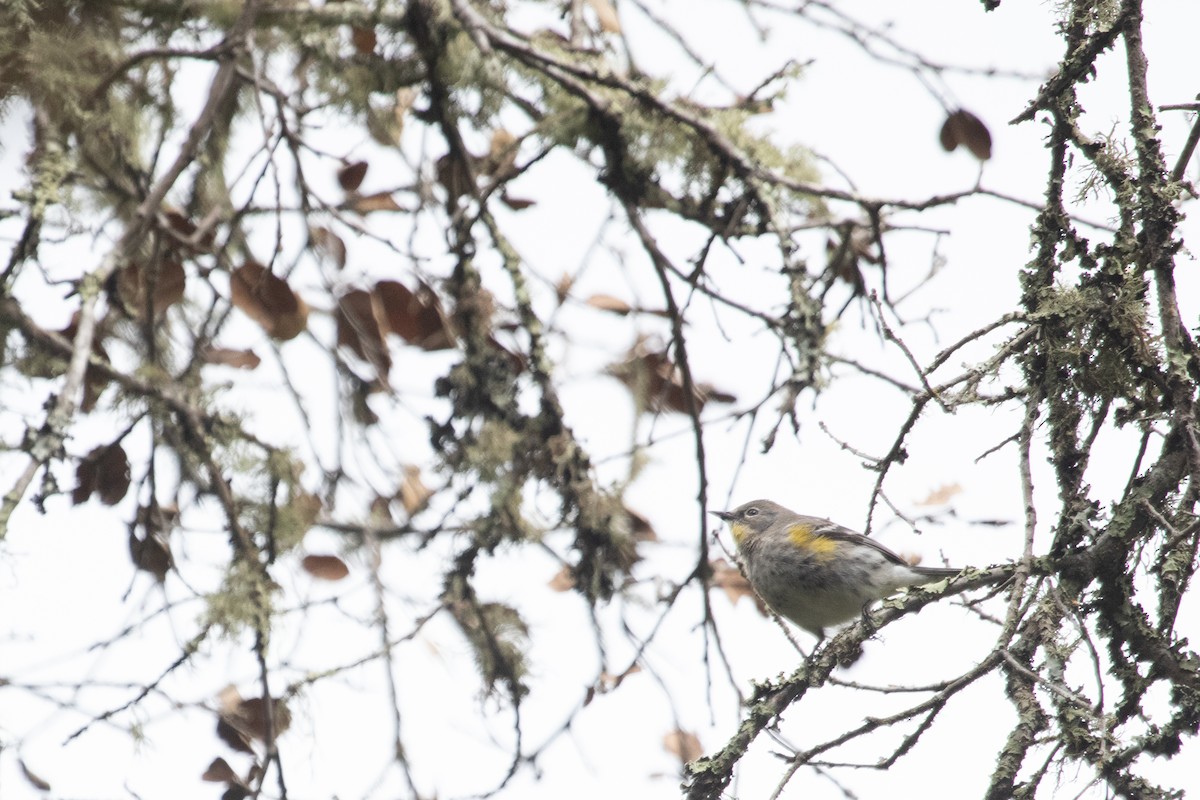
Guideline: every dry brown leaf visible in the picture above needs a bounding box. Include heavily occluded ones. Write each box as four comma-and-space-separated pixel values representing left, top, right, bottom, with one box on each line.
128, 503, 176, 582
215, 717, 255, 755
374, 279, 456, 351
335, 288, 391, 380
217, 684, 243, 713
499, 193, 536, 210
548, 564, 576, 592
337, 160, 368, 191
555, 273, 574, 305
161, 207, 215, 252
302, 554, 350, 581
308, 226, 347, 270
230, 261, 309, 341
350, 191, 404, 214
587, 0, 622, 32
116, 259, 186, 321
398, 464, 433, 515
917, 482, 963, 506
393, 87, 418, 137
710, 558, 766, 615
201, 347, 261, 370
19, 759, 50, 791
607, 340, 737, 415
350, 25, 376, 54
201, 757, 239, 784
129, 528, 173, 582
73, 443, 131, 506
586, 293, 633, 314
627, 507, 657, 542
663, 729, 703, 764
217, 693, 292, 746
242, 696, 292, 740
939, 109, 992, 160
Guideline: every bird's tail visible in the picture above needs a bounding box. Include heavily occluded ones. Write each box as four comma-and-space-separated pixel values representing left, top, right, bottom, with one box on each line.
911, 565, 962, 580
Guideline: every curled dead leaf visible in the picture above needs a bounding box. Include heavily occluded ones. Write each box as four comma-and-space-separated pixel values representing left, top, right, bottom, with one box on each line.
917, 482, 963, 506
201, 347, 261, 370
201, 757, 240, 784
230, 261, 309, 341
337, 160, 368, 191
607, 339, 736, 415
393, 87, 418, 137
308, 226, 347, 270
302, 554, 350, 581
216, 688, 292, 747
398, 465, 433, 516
201, 347, 260, 371
375, 279, 456, 351
161, 207, 215, 252
939, 109, 992, 160
555, 273, 575, 305
586, 293, 633, 314
350, 191, 405, 214
548, 564, 576, 592
335, 288, 392, 380
500, 193, 535, 210
663, 729, 703, 764
129, 529, 173, 583
215, 717, 255, 755
626, 507, 657, 542
73, 442, 131, 506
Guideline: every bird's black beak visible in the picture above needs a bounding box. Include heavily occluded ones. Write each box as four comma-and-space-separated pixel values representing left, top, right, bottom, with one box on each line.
711, 510, 735, 522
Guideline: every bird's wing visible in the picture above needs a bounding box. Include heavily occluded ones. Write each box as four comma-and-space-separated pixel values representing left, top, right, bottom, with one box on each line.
799, 517, 914, 567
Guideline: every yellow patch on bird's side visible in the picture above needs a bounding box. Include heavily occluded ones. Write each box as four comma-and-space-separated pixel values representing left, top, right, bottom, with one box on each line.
787, 523, 839, 557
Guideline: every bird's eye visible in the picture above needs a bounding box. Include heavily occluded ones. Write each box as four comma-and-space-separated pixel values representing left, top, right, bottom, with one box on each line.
744, 507, 759, 517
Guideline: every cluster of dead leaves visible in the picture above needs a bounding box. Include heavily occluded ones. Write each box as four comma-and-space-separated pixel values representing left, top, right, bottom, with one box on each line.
335, 278, 456, 384
205, 685, 289, 799
606, 338, 736, 415
214, 685, 292, 755
337, 160, 406, 214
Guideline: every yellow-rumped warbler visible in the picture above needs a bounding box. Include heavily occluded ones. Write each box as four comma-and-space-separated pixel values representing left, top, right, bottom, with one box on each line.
713, 499, 962, 642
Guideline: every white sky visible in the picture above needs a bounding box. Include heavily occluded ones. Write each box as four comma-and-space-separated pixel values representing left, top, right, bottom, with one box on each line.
2, 1, 1200, 798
